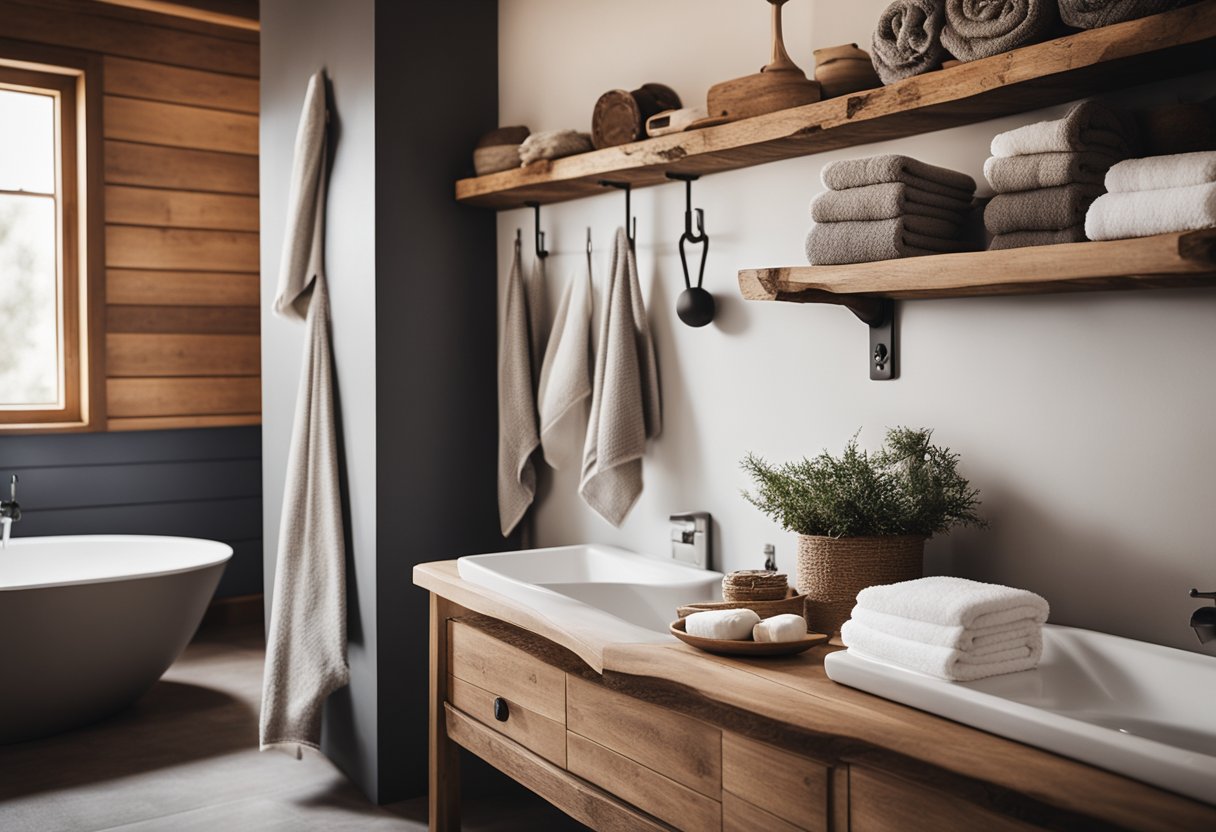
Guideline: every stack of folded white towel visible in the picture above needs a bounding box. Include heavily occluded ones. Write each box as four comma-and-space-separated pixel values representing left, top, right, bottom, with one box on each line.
840, 576, 1049, 682
1085, 150, 1216, 241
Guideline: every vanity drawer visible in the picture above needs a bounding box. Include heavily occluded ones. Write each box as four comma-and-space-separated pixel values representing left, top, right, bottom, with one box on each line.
723, 792, 804, 832
448, 675, 566, 767
448, 620, 565, 723
568, 731, 721, 832
849, 766, 1043, 832
566, 674, 721, 799
722, 732, 829, 832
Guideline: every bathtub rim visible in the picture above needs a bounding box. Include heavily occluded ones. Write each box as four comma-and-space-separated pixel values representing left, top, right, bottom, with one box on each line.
2, 534, 234, 592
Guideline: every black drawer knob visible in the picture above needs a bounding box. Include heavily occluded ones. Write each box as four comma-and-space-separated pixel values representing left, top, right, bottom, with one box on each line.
493, 697, 509, 722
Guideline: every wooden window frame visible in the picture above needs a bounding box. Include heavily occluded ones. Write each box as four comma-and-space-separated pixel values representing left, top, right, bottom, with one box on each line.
0, 43, 104, 432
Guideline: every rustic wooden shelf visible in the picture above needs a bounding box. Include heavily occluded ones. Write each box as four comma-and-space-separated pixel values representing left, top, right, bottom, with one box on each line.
456, 4, 1216, 210
739, 231, 1216, 309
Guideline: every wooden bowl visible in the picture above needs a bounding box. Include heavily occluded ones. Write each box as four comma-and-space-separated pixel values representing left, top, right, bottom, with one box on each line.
669, 618, 827, 657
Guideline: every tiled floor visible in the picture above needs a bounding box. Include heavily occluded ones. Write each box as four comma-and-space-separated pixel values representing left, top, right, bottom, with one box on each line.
0, 622, 588, 831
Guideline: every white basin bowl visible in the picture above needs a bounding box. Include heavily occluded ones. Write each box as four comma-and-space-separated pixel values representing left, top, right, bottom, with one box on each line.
457, 544, 722, 646
825, 624, 1216, 803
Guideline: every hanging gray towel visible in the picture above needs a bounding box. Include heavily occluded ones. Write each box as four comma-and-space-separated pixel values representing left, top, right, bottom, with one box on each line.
526, 256, 548, 387
870, 0, 949, 85
580, 228, 661, 527
498, 240, 541, 536
261, 71, 349, 756
538, 250, 593, 471
941, 0, 1057, 63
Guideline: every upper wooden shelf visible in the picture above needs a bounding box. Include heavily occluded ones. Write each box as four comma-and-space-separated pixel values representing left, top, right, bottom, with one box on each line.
738, 231, 1216, 312
456, 4, 1216, 210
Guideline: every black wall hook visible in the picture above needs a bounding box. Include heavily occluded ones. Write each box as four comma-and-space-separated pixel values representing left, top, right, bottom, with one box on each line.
598, 180, 636, 251
525, 201, 548, 259
666, 173, 715, 327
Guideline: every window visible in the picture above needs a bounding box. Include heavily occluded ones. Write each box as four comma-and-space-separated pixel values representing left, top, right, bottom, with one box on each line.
0, 64, 85, 427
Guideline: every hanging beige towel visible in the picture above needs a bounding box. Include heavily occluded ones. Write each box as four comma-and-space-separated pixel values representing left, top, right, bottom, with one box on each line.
261, 71, 349, 756
498, 239, 541, 536
526, 256, 548, 386
538, 251, 594, 470
580, 228, 661, 526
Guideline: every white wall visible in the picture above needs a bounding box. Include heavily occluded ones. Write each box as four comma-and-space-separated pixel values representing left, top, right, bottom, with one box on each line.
498, 0, 1216, 653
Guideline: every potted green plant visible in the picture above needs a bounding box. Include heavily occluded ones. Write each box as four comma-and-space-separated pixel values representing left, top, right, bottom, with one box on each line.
742, 427, 985, 634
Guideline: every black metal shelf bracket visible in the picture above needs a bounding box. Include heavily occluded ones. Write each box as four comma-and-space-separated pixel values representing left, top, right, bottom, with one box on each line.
845, 299, 897, 381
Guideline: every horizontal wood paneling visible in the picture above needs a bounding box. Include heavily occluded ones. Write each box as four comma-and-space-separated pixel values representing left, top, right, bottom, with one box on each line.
0, 0, 258, 75
6, 458, 260, 510
105, 141, 259, 195
103, 55, 258, 113
106, 186, 258, 231
108, 414, 260, 430
107, 377, 261, 417
107, 305, 259, 335
104, 95, 258, 154
107, 333, 259, 376
0, 426, 263, 597
107, 270, 258, 307
106, 226, 259, 272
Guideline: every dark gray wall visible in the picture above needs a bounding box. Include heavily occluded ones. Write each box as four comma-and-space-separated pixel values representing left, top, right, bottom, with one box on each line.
374, 0, 500, 802
0, 428, 263, 597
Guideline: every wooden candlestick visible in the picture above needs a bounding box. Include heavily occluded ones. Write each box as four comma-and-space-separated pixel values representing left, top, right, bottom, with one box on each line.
706, 0, 821, 123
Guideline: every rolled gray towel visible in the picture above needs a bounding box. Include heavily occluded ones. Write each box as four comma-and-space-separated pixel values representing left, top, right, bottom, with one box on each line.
811, 182, 972, 224
806, 218, 974, 265
871, 0, 949, 85
822, 154, 977, 199
983, 151, 1119, 192
1059, 0, 1195, 29
941, 0, 1058, 62
990, 101, 1136, 157
989, 225, 1088, 249
984, 184, 1104, 233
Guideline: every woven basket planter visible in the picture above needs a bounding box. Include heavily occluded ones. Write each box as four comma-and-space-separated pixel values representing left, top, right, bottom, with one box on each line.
796, 534, 925, 635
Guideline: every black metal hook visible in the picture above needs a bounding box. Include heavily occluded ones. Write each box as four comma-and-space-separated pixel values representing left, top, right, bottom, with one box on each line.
514, 227, 521, 252
586, 227, 592, 257
666, 173, 708, 291
525, 201, 548, 259
598, 180, 636, 251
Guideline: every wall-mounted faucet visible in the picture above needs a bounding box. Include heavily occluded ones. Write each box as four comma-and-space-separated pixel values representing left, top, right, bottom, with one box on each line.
670, 512, 711, 570
1190, 588, 1216, 644
1, 475, 21, 548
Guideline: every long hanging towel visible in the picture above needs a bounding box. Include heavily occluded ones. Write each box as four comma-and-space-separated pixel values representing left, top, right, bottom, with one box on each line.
260, 71, 349, 756
498, 238, 541, 536
579, 228, 661, 526
537, 248, 594, 470
525, 256, 548, 386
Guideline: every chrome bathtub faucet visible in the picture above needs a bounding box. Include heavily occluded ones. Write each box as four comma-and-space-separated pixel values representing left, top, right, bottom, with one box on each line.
670, 511, 712, 570
1, 475, 19, 548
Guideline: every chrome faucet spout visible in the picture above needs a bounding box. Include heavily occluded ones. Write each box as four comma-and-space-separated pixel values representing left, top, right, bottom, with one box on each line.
1, 475, 21, 549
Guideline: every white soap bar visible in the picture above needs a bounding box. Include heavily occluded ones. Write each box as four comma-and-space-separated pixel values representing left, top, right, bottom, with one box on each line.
752, 614, 808, 643
685, 609, 761, 640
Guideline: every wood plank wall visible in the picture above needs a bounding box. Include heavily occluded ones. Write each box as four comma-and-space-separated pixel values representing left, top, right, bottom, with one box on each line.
1, 0, 261, 430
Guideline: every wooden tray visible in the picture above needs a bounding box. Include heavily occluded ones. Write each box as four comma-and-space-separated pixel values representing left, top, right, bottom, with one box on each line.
670, 618, 828, 657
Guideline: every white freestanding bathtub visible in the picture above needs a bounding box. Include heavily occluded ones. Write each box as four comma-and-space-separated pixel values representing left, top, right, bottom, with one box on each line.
0, 535, 232, 743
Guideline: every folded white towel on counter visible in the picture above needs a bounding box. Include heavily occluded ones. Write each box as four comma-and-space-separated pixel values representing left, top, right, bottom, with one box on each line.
685, 608, 761, 640
753, 613, 808, 643
497, 240, 540, 537
579, 228, 662, 527
855, 576, 1049, 630
1085, 182, 1216, 241
849, 605, 1039, 650
538, 255, 594, 471
1105, 151, 1216, 193
841, 619, 1043, 682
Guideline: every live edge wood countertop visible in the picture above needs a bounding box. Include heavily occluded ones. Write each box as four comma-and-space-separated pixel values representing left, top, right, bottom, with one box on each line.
413, 561, 1216, 832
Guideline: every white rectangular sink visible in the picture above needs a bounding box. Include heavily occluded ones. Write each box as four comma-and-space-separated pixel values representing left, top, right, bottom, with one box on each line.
457, 544, 721, 646
825, 624, 1216, 803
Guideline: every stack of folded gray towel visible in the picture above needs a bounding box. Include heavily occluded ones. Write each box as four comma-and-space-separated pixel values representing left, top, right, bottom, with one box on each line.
1086, 151, 1216, 240
984, 101, 1133, 249
807, 155, 977, 265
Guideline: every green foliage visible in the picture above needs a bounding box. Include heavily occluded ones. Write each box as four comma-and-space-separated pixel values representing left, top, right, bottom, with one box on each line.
742, 428, 985, 538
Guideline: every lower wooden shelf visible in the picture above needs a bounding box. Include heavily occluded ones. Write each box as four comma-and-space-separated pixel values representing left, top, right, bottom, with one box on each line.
738, 230, 1216, 307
